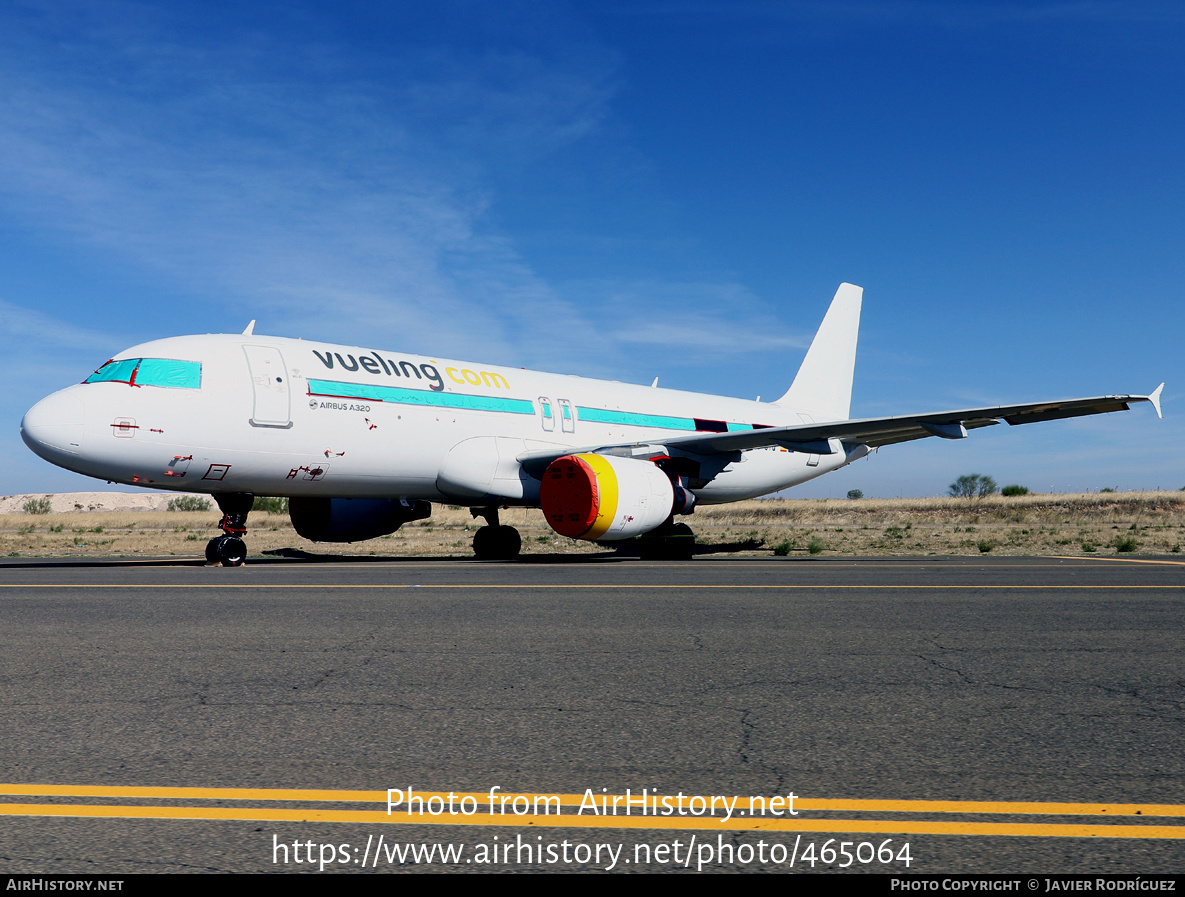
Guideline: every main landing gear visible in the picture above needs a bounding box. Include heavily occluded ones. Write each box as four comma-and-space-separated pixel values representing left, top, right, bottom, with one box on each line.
470, 507, 521, 560
206, 493, 253, 567
636, 520, 696, 560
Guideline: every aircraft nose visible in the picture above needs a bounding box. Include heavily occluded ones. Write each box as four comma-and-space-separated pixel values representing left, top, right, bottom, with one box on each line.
21, 390, 86, 460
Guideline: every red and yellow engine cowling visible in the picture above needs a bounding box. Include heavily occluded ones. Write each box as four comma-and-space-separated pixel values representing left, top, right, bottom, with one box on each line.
540, 453, 691, 541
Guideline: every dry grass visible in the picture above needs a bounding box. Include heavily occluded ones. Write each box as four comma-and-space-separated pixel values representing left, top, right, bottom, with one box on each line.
2, 491, 1183, 560
692, 492, 1185, 557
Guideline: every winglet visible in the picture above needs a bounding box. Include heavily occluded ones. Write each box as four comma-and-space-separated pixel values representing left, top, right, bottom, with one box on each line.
1148, 382, 1164, 419
242, 320, 256, 336
774, 283, 862, 420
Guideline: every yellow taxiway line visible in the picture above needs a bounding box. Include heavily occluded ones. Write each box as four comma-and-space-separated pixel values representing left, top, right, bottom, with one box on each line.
3, 784, 1184, 818
0, 802, 1182, 839
2, 785, 1183, 839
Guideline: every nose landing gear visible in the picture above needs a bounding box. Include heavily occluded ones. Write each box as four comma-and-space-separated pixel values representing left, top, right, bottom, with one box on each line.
206, 493, 253, 567
470, 507, 521, 560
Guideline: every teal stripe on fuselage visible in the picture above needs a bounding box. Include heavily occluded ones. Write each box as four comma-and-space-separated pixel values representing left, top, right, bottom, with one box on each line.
577, 407, 759, 432
308, 379, 535, 415
575, 407, 697, 430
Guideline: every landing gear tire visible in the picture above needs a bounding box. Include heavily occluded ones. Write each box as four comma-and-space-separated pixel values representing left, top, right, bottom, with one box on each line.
473, 525, 521, 560
206, 535, 247, 567
638, 522, 696, 560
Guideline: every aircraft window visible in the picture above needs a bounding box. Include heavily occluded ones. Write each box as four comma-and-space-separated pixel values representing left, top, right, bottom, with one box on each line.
85, 359, 140, 385
85, 358, 201, 389
135, 358, 202, 388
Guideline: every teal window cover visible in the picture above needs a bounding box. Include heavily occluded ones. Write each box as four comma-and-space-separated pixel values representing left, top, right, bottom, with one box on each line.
135, 359, 201, 388
85, 358, 201, 389
575, 406, 697, 430
85, 358, 140, 385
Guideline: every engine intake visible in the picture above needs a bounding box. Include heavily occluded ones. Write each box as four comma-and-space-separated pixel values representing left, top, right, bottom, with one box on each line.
541, 453, 682, 541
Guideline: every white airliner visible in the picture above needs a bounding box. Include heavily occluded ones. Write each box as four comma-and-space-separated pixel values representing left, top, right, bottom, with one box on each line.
21, 284, 1163, 564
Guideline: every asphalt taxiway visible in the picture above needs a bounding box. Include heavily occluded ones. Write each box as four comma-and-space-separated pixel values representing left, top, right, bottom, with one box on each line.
0, 555, 1181, 873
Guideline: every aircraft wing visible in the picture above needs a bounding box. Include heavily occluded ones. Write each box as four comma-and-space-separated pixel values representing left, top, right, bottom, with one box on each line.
517, 386, 1163, 475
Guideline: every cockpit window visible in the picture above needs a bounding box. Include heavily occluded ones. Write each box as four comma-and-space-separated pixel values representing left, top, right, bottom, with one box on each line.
85, 358, 201, 389
134, 358, 202, 388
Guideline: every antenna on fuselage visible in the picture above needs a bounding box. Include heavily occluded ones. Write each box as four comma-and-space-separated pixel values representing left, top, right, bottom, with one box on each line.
242, 320, 256, 336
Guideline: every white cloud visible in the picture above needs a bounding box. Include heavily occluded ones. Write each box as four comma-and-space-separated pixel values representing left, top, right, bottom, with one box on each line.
0, 3, 623, 366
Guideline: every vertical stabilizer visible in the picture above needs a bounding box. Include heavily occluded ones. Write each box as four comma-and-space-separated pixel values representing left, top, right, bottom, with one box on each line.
774, 283, 862, 420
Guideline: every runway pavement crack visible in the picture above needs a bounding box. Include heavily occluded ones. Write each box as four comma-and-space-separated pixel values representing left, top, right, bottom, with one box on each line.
1088, 681, 1185, 718
916, 654, 1050, 693
737, 708, 755, 766
916, 654, 978, 685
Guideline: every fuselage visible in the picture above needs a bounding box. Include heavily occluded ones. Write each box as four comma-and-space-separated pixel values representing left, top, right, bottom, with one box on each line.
21, 333, 856, 506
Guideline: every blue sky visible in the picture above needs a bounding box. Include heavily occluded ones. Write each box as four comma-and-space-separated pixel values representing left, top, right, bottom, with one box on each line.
1, 0, 1179, 498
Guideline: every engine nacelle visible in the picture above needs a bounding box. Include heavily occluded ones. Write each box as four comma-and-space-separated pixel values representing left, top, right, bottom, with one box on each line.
541, 453, 681, 541
289, 497, 431, 543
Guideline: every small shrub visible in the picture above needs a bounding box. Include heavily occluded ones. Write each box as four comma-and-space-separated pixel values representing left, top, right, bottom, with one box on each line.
977, 540, 994, 553
1099, 487, 1116, 493
1082, 542, 1097, 553
167, 496, 211, 512
846, 489, 863, 500
1114, 535, 1139, 553
772, 540, 794, 556
252, 496, 289, 514
23, 497, 52, 515
807, 538, 825, 555
1001, 484, 1029, 496
1171, 545, 1181, 554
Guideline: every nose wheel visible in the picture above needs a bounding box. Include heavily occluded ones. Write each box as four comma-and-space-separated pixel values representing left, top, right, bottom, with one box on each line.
206, 493, 254, 567
206, 534, 247, 566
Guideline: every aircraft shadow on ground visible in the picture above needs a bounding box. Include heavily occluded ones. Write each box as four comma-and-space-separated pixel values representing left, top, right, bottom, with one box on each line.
0, 538, 776, 568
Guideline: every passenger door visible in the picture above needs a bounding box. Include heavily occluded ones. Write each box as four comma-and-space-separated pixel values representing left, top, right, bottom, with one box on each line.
243, 345, 292, 428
